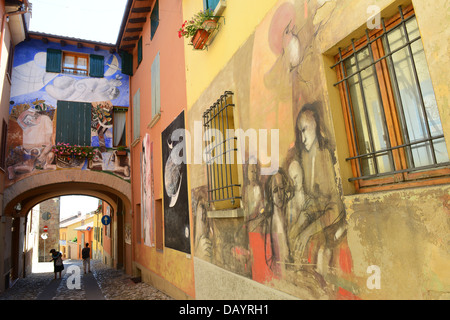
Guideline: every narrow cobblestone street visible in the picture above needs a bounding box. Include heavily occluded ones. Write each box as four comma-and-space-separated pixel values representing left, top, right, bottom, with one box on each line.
0, 260, 173, 300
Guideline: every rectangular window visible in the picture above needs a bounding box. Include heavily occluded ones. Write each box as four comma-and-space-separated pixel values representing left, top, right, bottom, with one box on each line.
137, 37, 143, 66
151, 0, 159, 40
46, 49, 104, 77
62, 52, 89, 76
203, 91, 241, 210
56, 101, 91, 146
203, 0, 220, 11
151, 52, 161, 119
133, 89, 141, 142
120, 51, 133, 76
333, 5, 449, 192
6, 41, 14, 81
0, 120, 7, 170
113, 109, 127, 147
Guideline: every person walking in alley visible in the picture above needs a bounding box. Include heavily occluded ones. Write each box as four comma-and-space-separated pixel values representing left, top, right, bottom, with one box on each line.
50, 249, 64, 280
82, 243, 91, 274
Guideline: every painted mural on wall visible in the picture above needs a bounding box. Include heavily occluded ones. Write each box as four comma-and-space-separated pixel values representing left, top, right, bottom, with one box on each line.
191, 0, 360, 299
162, 111, 191, 254
6, 39, 130, 187
11, 39, 129, 108
141, 133, 155, 247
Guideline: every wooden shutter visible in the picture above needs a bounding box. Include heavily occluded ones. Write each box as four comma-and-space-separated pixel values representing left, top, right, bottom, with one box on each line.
151, 52, 160, 118
133, 89, 140, 141
46, 48, 62, 73
89, 54, 104, 78
138, 37, 143, 65
120, 51, 133, 76
151, 0, 159, 40
56, 101, 92, 146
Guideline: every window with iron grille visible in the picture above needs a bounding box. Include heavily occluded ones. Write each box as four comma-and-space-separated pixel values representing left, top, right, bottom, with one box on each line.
203, 91, 241, 210
332, 5, 449, 192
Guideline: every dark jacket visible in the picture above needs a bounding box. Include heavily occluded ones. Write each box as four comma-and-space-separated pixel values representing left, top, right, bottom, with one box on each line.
82, 247, 90, 259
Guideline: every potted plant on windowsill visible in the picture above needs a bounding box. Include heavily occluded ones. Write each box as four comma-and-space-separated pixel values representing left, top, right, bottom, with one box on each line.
116, 146, 128, 156
178, 9, 217, 50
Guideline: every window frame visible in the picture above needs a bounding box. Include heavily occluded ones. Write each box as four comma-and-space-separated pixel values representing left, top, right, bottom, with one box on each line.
203, 91, 241, 210
62, 51, 89, 76
203, 0, 220, 11
150, 0, 159, 40
113, 108, 128, 147
6, 41, 14, 82
333, 5, 450, 193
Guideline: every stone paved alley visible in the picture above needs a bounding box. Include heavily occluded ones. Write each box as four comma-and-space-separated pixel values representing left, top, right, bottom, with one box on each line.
0, 260, 173, 300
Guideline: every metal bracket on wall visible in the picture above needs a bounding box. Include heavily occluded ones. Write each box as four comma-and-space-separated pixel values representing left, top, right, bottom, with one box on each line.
203, 16, 224, 50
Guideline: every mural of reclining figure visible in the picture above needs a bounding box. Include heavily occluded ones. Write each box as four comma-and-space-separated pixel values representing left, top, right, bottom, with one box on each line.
46, 75, 122, 103
7, 108, 56, 180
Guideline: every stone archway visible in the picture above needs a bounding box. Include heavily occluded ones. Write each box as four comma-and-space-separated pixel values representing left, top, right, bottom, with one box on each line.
2, 169, 132, 282
3, 170, 131, 217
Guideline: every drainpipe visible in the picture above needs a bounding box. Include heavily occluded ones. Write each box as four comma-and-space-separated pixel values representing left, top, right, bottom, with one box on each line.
0, 1, 30, 64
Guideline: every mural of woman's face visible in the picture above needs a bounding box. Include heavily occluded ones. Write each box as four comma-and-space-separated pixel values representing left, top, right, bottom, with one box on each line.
288, 160, 303, 192
298, 110, 317, 152
271, 173, 286, 209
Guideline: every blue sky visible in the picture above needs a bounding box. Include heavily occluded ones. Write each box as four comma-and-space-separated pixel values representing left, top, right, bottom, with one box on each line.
29, 0, 128, 44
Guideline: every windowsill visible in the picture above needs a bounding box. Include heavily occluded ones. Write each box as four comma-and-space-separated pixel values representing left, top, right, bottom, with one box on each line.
213, 0, 227, 16
147, 113, 161, 129
207, 207, 243, 219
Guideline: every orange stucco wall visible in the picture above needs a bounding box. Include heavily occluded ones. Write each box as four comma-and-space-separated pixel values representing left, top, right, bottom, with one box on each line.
129, 0, 194, 298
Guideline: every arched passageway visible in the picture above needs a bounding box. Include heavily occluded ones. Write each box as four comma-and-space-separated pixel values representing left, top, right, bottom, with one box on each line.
1, 170, 132, 287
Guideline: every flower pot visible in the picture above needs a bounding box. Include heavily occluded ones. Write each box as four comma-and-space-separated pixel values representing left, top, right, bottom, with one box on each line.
201, 19, 217, 31
191, 28, 210, 50
116, 150, 127, 156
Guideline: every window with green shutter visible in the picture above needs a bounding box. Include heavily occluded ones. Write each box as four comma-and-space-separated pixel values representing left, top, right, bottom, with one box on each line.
151, 52, 160, 119
133, 89, 141, 142
56, 101, 92, 146
89, 54, 104, 78
46, 49, 104, 77
46, 48, 62, 73
138, 37, 143, 66
151, 0, 159, 40
120, 51, 133, 76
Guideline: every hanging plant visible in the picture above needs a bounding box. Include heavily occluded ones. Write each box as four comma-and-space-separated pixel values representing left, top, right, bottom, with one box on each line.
52, 143, 96, 160
178, 9, 217, 49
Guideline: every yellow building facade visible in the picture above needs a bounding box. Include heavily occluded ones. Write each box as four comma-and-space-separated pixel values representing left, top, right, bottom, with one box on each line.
183, 0, 450, 300
59, 212, 96, 259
